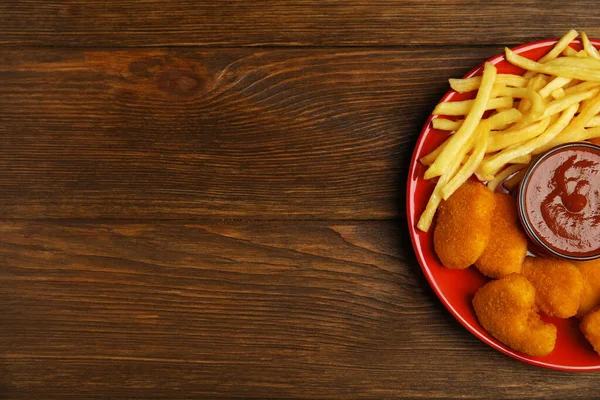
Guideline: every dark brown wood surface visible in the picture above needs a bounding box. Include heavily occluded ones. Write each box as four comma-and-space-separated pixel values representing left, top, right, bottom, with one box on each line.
1, 47, 502, 220
2, 221, 599, 399
3, 0, 600, 47
2, 2, 600, 399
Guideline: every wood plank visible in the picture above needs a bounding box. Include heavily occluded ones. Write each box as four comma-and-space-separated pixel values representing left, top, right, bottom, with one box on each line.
2, 1, 600, 47
1, 47, 500, 220
1, 220, 598, 399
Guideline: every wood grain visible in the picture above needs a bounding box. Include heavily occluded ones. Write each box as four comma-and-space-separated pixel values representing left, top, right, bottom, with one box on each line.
1, 47, 500, 220
4, 2, 600, 398
2, 1, 600, 47
1, 220, 598, 399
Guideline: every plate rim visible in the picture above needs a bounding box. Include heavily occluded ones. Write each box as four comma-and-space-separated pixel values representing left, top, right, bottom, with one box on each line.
406, 37, 600, 372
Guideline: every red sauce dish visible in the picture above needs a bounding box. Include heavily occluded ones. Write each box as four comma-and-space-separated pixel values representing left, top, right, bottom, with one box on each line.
518, 142, 600, 261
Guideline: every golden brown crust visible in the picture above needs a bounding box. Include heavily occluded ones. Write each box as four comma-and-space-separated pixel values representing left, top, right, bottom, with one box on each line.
475, 193, 527, 279
521, 256, 583, 318
473, 274, 557, 356
434, 181, 495, 270
580, 308, 600, 355
574, 259, 600, 318
491, 192, 519, 222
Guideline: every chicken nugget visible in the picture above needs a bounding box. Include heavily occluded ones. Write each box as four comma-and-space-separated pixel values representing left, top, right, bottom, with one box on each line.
574, 259, 600, 317
580, 307, 600, 355
475, 194, 527, 279
490, 192, 519, 222
473, 274, 557, 356
521, 256, 583, 318
434, 181, 495, 269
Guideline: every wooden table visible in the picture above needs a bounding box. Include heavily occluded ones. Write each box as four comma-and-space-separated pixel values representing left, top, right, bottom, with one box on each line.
2, 2, 600, 398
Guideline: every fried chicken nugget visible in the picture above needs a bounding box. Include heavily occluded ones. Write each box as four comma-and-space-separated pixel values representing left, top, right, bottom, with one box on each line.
574, 259, 600, 317
434, 181, 495, 269
473, 274, 557, 356
490, 191, 519, 221
474, 194, 528, 279
580, 307, 600, 355
521, 256, 583, 318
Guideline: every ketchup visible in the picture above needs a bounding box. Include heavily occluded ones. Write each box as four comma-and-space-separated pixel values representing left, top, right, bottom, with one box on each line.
520, 143, 600, 259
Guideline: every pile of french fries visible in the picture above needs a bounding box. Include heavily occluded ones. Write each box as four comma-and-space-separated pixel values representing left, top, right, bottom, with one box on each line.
417, 30, 600, 232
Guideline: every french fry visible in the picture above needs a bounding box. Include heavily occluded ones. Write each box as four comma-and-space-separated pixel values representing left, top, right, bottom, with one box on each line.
582, 32, 600, 60
474, 170, 493, 182
550, 88, 565, 99
449, 74, 527, 93
418, 30, 600, 232
585, 116, 600, 127
486, 108, 522, 129
480, 104, 578, 176
487, 117, 550, 153
539, 76, 572, 98
430, 108, 522, 133
562, 79, 581, 89
546, 56, 600, 70
432, 96, 512, 116
441, 121, 490, 200
564, 81, 600, 95
518, 96, 531, 114
425, 62, 497, 180
416, 167, 455, 232
543, 93, 600, 147
563, 46, 578, 57
527, 76, 547, 119
417, 135, 478, 232
549, 113, 561, 125
584, 127, 600, 141
487, 164, 525, 192
432, 118, 462, 131
510, 154, 531, 164
580, 96, 594, 111
522, 30, 579, 80
420, 138, 449, 166
540, 88, 599, 119
506, 48, 600, 81
517, 74, 547, 115
584, 126, 600, 140
491, 84, 528, 99
539, 29, 579, 63
540, 126, 600, 152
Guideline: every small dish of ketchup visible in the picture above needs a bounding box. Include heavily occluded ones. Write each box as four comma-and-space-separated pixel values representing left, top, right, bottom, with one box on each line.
518, 142, 600, 261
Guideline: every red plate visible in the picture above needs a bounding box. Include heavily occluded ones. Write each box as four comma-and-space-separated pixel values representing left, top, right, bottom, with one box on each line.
406, 38, 600, 371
